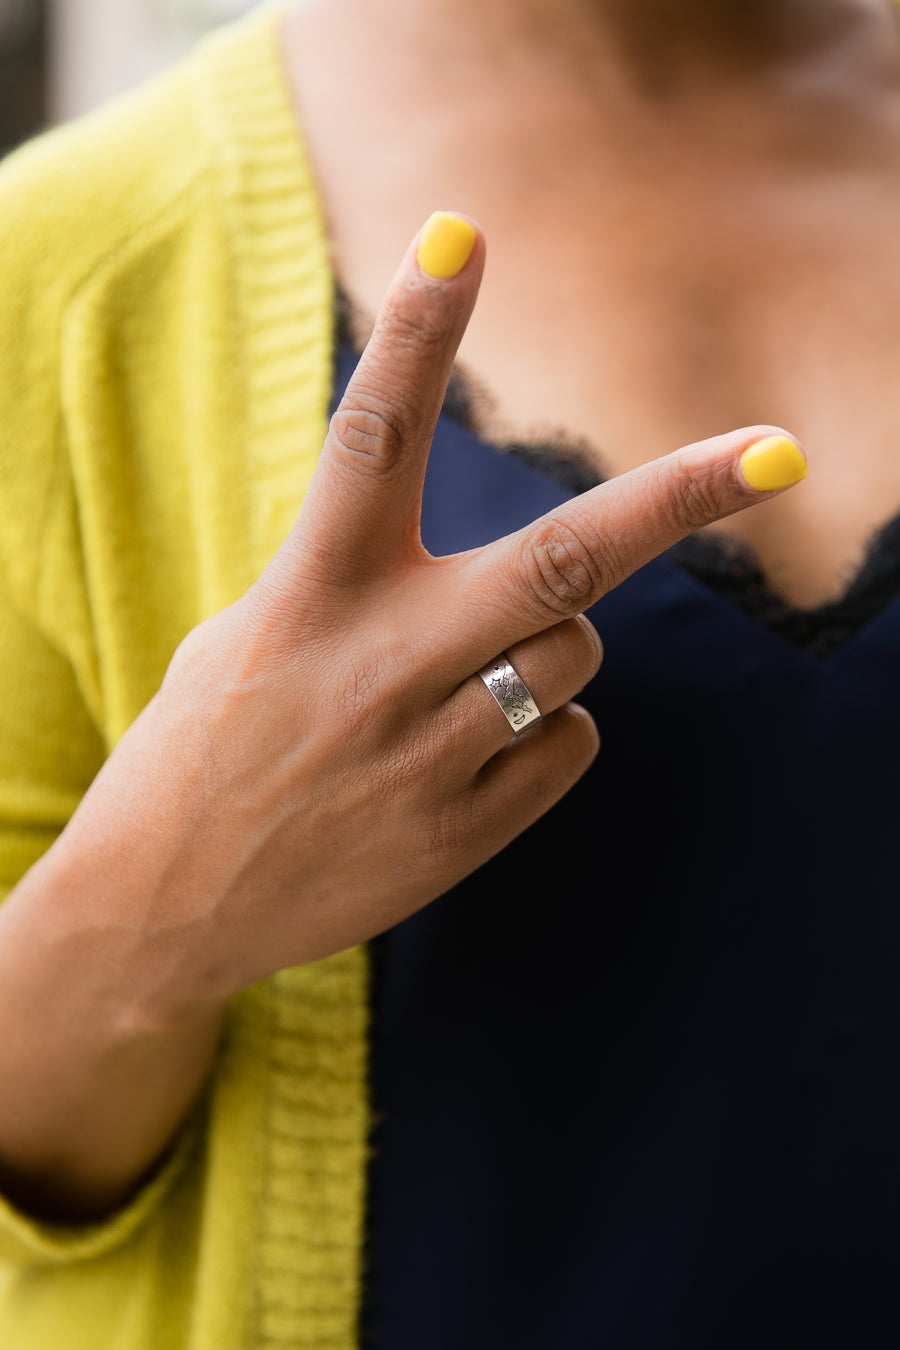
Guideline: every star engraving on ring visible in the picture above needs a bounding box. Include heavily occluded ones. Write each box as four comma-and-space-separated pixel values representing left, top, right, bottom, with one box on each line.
486, 663, 536, 728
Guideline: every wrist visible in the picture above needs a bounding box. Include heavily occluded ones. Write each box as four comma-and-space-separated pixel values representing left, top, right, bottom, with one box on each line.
3, 816, 232, 1041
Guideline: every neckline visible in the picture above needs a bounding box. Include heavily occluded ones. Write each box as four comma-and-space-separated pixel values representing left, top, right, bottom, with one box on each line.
443, 356, 900, 660
264, 0, 900, 664
334, 285, 900, 660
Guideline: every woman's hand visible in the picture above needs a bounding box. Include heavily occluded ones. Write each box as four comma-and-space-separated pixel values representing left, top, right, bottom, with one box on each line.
40, 213, 807, 1025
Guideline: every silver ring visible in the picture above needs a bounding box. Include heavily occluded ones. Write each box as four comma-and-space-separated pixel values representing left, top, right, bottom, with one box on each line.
477, 654, 541, 734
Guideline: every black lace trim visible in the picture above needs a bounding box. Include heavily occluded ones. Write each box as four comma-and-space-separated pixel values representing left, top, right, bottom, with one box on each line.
668, 521, 900, 659
334, 287, 900, 660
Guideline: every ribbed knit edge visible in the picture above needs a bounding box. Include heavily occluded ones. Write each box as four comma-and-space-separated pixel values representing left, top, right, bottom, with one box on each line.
0, 1095, 207, 1267
190, 8, 370, 1348
193, 1, 336, 578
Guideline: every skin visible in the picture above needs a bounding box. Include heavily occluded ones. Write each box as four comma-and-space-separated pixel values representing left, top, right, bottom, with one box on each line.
283, 0, 900, 607
0, 226, 796, 1218
0, 0, 868, 1221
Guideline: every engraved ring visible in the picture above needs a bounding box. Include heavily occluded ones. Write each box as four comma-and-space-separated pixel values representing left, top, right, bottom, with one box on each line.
477, 654, 542, 734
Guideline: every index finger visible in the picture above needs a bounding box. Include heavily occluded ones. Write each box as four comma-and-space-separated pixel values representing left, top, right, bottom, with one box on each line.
449, 427, 809, 661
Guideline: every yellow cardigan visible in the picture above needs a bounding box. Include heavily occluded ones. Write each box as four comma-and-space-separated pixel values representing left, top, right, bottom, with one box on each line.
0, 3, 370, 1345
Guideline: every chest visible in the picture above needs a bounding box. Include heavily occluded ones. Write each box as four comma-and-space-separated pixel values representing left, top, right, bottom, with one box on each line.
352, 178, 900, 607
286, 17, 900, 607
449, 173, 900, 608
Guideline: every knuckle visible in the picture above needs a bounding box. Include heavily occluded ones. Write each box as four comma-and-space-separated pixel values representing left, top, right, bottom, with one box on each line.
567, 701, 602, 759
522, 518, 607, 618
333, 661, 383, 725
330, 643, 403, 727
371, 740, 426, 809
379, 294, 448, 352
328, 398, 408, 477
422, 795, 476, 871
243, 562, 303, 634
573, 615, 604, 679
166, 605, 264, 692
541, 705, 601, 780
660, 458, 724, 535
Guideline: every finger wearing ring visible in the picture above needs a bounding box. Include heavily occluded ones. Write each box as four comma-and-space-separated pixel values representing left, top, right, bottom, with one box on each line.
440, 618, 602, 774
478, 654, 542, 734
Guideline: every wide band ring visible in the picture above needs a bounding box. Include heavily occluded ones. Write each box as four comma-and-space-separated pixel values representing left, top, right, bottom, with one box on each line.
477, 654, 541, 734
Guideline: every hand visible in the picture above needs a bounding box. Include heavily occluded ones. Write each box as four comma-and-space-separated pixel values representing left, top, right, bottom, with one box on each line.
49, 213, 808, 1019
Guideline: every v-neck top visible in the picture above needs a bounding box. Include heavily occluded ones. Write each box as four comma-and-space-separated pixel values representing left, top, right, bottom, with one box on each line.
0, 4, 898, 1346
328, 338, 900, 1347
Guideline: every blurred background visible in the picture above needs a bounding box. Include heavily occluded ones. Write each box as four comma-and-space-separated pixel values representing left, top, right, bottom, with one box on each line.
0, 0, 260, 157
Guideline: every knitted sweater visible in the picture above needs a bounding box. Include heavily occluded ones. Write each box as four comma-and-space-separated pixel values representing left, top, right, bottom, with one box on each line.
0, 4, 370, 1346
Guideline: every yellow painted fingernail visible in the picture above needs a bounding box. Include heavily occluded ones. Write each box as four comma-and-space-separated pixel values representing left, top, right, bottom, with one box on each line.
740, 435, 808, 491
417, 212, 477, 279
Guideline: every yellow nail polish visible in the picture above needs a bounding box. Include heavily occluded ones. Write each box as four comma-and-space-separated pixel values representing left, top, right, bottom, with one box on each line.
740, 435, 808, 491
417, 212, 477, 279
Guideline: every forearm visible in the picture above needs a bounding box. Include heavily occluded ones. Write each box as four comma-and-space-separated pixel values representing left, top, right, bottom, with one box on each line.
0, 841, 227, 1224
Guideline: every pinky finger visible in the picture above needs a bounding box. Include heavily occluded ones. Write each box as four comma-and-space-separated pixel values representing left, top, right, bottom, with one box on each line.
470, 702, 600, 851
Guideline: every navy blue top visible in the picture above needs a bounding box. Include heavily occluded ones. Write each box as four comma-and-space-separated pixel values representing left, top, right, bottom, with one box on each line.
330, 344, 900, 1348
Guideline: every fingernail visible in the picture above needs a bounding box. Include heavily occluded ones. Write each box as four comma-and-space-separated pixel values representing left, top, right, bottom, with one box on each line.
417, 212, 477, 279
740, 435, 808, 491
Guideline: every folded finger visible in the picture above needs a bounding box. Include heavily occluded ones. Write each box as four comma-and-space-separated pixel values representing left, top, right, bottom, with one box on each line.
439, 615, 603, 775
